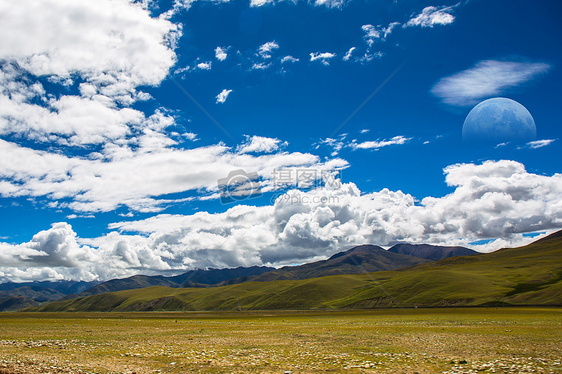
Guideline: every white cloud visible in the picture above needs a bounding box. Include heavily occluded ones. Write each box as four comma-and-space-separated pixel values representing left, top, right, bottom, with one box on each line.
343, 47, 356, 61
362, 25, 381, 46
196, 61, 212, 70
0, 137, 344, 213
360, 22, 400, 46
383, 22, 401, 38
317, 137, 346, 156
310, 52, 336, 65
0, 0, 179, 145
249, 0, 346, 8
281, 56, 299, 64
525, 139, 556, 149
357, 52, 383, 64
250, 0, 274, 7
216, 89, 233, 104
238, 135, 284, 154
251, 62, 272, 70
431, 60, 551, 106
162, 0, 232, 17
313, 0, 347, 9
258, 41, 279, 59
2, 160, 561, 282
404, 5, 456, 28
215, 46, 229, 61
351, 135, 411, 150
0, 0, 178, 87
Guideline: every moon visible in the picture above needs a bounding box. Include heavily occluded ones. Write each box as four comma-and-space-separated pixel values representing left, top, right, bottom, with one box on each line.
462, 98, 536, 143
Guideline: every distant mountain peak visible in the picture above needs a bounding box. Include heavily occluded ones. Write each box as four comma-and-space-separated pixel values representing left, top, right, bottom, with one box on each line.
388, 243, 477, 261
327, 244, 385, 260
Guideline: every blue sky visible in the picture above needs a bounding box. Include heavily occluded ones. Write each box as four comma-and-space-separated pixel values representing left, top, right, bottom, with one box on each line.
0, 0, 561, 282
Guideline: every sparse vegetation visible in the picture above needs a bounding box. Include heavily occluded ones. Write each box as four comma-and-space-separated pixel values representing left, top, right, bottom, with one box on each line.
0, 308, 561, 373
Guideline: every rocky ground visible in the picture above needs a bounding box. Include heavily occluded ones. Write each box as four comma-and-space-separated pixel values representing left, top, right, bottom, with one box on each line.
0, 308, 560, 373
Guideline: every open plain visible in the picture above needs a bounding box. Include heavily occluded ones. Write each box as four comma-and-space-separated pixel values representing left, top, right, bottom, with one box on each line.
0, 308, 560, 374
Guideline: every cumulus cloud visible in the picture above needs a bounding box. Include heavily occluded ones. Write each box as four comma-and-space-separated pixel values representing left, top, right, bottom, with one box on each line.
361, 22, 399, 46
310, 52, 336, 65
238, 135, 285, 154
404, 5, 456, 28
431, 60, 551, 106
0, 0, 179, 145
351, 135, 411, 150
215, 46, 229, 61
258, 41, 279, 59
249, 0, 346, 8
97, 159, 562, 252
196, 61, 212, 70
2, 160, 560, 282
0, 222, 172, 283
250, 0, 274, 7
313, 0, 347, 9
0, 0, 178, 88
216, 89, 233, 104
281, 56, 299, 64
362, 25, 381, 46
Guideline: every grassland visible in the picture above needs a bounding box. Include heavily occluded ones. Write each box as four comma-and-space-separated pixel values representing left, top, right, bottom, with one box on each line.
32, 232, 562, 312
0, 308, 561, 373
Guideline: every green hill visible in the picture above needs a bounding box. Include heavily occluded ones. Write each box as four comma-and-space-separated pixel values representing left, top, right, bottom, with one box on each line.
29, 231, 562, 312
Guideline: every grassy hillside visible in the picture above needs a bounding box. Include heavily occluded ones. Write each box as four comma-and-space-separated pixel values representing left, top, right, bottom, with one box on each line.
31, 231, 562, 312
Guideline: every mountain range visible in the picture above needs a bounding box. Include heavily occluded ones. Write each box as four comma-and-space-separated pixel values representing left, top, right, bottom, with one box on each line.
0, 242, 477, 311
27, 231, 562, 312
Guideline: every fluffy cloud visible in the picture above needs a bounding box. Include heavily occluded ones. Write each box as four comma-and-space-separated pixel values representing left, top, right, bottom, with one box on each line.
431, 60, 551, 106
249, 0, 347, 8
351, 136, 411, 150
2, 160, 560, 282
238, 135, 285, 154
196, 61, 212, 70
0, 137, 344, 213
0, 0, 179, 145
216, 89, 233, 104
258, 41, 279, 59
0, 0, 177, 88
313, 0, 347, 9
0, 222, 171, 283
404, 5, 456, 28
310, 52, 336, 65
215, 46, 229, 61
250, 0, 274, 7
362, 24, 382, 46
281, 56, 299, 64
